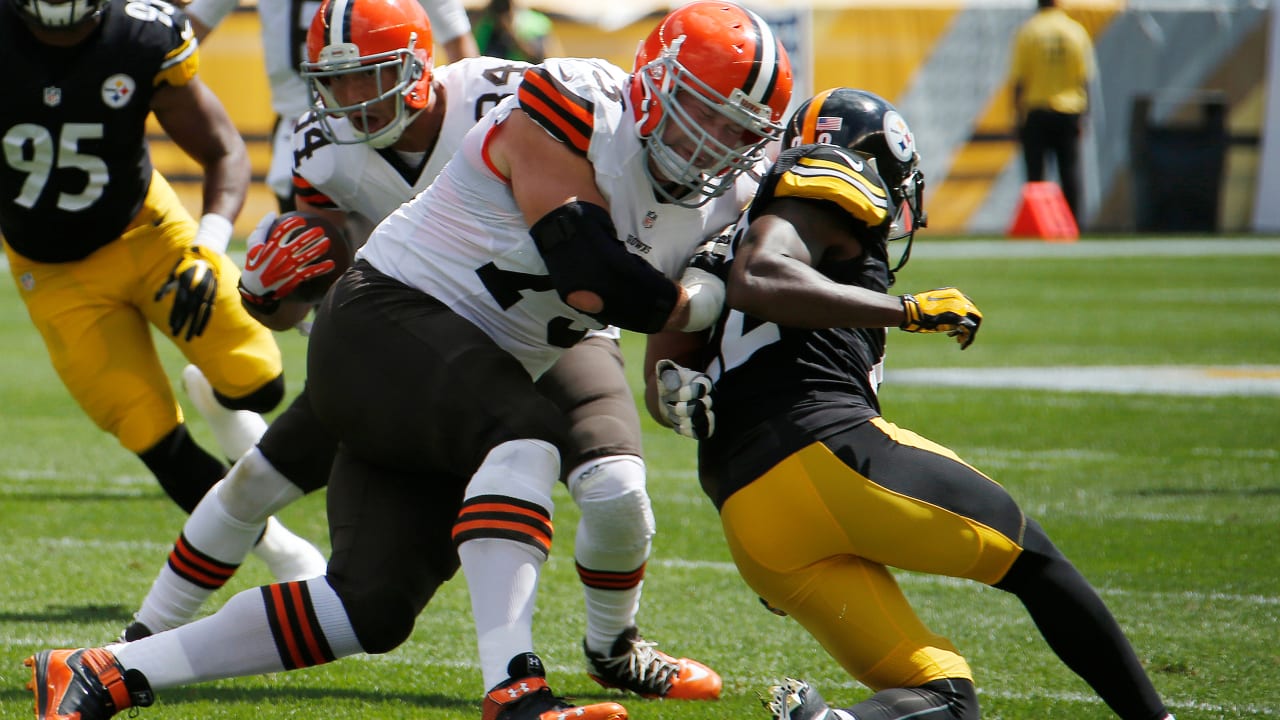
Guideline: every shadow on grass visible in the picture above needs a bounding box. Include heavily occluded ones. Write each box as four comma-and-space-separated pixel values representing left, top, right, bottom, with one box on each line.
0, 490, 163, 503
0, 603, 132, 625
1128, 486, 1280, 497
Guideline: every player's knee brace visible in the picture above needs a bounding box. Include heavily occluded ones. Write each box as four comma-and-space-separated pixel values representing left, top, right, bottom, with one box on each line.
216, 447, 306, 525
454, 439, 559, 558
569, 455, 655, 565
216, 373, 285, 413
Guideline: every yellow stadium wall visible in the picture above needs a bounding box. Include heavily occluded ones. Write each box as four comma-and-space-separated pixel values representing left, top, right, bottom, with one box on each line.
166, 4, 1269, 237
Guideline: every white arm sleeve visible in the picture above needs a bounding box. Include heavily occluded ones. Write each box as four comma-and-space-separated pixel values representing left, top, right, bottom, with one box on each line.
418, 0, 471, 42
185, 0, 239, 30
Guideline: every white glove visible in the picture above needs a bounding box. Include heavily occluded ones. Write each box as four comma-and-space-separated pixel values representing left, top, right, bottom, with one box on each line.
656, 359, 714, 440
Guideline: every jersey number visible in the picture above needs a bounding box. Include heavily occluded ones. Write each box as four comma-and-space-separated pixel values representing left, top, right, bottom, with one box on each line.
709, 309, 780, 382
3, 123, 108, 211
476, 261, 588, 349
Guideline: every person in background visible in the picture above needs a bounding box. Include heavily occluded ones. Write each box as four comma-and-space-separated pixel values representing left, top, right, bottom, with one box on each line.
646, 87, 1175, 720
0, 0, 322, 581
1009, 0, 1095, 228
473, 0, 560, 63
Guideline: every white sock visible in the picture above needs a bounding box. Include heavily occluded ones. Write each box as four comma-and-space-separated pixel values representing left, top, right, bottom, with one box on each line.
116, 577, 362, 688
457, 439, 559, 690
180, 364, 268, 461
581, 582, 643, 655
569, 456, 651, 654
459, 537, 544, 690
134, 480, 265, 633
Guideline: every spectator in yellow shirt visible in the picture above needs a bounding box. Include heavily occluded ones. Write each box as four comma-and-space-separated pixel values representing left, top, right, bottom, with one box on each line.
1010, 0, 1095, 227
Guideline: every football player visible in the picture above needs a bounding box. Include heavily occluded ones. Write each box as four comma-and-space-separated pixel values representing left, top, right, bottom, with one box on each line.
182, 0, 477, 211
645, 88, 1175, 720
129, 0, 723, 703
25, 2, 792, 720
0, 0, 322, 578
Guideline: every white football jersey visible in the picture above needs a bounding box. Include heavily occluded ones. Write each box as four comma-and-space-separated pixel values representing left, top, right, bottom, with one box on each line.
292, 56, 531, 246
358, 57, 760, 378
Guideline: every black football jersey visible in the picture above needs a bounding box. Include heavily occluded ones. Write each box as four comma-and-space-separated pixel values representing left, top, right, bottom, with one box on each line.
700, 144, 895, 502
0, 0, 198, 262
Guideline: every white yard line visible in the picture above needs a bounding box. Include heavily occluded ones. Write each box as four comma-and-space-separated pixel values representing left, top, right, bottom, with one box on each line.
887, 365, 1280, 396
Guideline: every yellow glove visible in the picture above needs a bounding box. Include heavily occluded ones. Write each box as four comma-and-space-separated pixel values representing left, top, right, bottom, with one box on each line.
900, 287, 982, 349
155, 245, 219, 341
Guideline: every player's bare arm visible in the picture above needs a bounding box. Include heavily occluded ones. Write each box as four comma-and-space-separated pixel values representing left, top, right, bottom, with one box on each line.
152, 76, 250, 222
729, 197, 905, 330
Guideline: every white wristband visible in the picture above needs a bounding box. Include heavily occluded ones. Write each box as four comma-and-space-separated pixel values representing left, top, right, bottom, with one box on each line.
195, 213, 233, 255
680, 266, 726, 332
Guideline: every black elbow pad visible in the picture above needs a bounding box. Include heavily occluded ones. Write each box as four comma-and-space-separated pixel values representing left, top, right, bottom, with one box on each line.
530, 201, 677, 334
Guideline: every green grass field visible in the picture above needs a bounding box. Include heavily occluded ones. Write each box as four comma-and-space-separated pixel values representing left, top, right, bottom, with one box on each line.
1, 238, 1277, 719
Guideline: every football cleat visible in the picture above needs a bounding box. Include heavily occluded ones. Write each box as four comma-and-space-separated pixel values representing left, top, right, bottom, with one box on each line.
764, 678, 833, 720
483, 652, 627, 720
25, 648, 154, 720
585, 627, 722, 700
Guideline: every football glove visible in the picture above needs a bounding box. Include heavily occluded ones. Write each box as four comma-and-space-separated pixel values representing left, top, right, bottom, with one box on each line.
900, 287, 982, 349
655, 359, 715, 440
155, 245, 219, 341
238, 212, 336, 314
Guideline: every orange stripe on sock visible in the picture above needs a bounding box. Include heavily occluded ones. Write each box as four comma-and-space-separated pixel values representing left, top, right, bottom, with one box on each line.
576, 562, 646, 589
287, 582, 326, 665
267, 585, 307, 669
459, 501, 550, 524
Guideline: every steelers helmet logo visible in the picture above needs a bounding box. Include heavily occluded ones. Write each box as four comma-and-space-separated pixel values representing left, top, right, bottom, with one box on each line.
883, 110, 914, 162
102, 74, 136, 109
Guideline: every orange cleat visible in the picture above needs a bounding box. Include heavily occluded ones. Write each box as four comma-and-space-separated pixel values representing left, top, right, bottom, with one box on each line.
484, 652, 627, 720
25, 648, 153, 720
585, 627, 722, 700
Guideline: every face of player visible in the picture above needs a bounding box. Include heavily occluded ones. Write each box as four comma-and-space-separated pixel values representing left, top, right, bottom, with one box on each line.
322, 64, 404, 136
652, 90, 755, 184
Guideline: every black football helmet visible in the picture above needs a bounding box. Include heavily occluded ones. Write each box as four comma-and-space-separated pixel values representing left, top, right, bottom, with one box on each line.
783, 88, 926, 274
12, 0, 108, 29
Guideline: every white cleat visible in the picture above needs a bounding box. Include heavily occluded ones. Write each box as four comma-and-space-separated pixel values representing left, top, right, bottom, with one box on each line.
180, 364, 268, 461
251, 516, 327, 582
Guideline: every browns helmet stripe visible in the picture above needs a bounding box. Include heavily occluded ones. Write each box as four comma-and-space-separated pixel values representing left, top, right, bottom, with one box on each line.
739, 6, 783, 109
321, 0, 356, 46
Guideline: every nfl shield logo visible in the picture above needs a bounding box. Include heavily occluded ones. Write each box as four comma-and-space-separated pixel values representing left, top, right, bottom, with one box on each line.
43, 87, 61, 107
643, 211, 657, 229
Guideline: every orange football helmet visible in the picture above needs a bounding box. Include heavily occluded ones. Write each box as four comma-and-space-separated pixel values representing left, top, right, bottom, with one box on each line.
302, 0, 434, 148
631, 1, 793, 207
